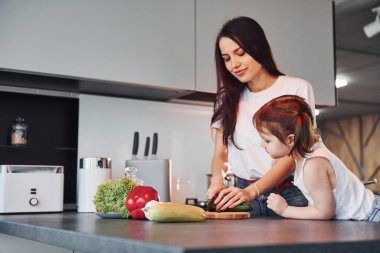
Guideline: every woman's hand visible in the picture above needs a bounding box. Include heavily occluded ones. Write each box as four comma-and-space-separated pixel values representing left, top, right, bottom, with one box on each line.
266, 193, 288, 216
207, 176, 225, 200
213, 187, 251, 211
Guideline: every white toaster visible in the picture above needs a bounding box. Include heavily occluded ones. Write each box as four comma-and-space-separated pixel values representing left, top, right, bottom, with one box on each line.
0, 165, 64, 213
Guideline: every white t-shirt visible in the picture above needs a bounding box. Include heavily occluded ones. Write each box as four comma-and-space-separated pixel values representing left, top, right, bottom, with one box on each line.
213, 75, 315, 180
294, 140, 375, 220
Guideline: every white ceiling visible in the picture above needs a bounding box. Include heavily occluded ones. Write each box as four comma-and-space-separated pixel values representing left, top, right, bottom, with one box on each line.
317, 0, 380, 121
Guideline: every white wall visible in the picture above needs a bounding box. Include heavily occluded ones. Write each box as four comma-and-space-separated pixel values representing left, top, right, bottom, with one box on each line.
78, 95, 214, 203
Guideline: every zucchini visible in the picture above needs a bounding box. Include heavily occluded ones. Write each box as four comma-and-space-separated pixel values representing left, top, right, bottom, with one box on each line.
146, 202, 207, 222
207, 197, 253, 212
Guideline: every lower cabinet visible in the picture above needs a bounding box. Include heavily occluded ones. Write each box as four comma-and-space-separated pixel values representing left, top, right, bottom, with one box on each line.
0, 233, 84, 253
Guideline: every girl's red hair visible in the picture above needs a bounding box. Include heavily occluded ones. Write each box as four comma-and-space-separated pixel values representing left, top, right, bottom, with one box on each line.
253, 95, 315, 157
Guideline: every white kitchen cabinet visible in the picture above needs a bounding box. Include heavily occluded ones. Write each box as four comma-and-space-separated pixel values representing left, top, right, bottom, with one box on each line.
0, 0, 195, 90
196, 0, 336, 106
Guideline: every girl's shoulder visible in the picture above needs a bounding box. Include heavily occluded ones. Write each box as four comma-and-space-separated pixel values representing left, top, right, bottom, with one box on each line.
304, 156, 332, 169
302, 156, 334, 190
303, 141, 333, 169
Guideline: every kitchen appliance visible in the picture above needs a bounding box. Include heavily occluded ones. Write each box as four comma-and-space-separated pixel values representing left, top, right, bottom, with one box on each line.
125, 160, 171, 202
125, 132, 171, 202
77, 157, 111, 212
186, 198, 208, 210
0, 165, 64, 213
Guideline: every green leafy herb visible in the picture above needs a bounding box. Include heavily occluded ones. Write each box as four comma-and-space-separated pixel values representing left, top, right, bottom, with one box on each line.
93, 176, 139, 218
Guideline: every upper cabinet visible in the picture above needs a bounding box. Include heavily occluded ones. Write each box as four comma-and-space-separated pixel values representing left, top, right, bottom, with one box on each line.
196, 0, 336, 106
0, 0, 195, 90
0, 0, 335, 106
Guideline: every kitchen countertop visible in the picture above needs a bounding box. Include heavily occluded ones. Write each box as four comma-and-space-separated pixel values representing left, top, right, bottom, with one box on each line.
1, 212, 380, 253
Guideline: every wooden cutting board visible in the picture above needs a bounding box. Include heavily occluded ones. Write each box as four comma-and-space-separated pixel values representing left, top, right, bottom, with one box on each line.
205, 211, 251, 219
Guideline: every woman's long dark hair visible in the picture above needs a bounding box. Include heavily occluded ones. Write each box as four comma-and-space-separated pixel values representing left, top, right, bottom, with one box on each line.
211, 16, 284, 148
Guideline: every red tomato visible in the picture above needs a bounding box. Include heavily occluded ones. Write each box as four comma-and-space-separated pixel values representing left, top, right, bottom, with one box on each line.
125, 186, 159, 219
130, 209, 146, 220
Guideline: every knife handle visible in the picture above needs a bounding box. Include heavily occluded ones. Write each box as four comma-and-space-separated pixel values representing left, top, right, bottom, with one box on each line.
132, 132, 139, 156
144, 137, 150, 158
152, 133, 158, 156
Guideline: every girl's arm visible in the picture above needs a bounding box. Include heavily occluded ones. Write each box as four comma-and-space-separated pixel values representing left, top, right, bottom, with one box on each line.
269, 157, 336, 219
207, 128, 228, 199
248, 156, 295, 199
214, 155, 295, 210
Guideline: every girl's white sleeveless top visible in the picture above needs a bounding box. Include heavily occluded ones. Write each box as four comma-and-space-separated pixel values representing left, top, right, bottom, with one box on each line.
293, 140, 374, 220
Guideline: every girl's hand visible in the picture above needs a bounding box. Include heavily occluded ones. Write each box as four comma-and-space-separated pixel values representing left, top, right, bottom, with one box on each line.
214, 187, 250, 211
207, 176, 225, 200
267, 193, 288, 216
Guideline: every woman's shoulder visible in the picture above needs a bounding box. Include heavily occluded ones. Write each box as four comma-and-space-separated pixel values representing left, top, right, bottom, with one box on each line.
280, 75, 312, 87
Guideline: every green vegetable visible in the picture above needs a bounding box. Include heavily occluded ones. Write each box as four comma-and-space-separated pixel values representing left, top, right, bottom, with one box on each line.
93, 176, 139, 218
207, 197, 253, 212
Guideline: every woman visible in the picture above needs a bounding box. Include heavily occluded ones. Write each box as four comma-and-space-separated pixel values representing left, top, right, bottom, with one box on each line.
208, 16, 315, 216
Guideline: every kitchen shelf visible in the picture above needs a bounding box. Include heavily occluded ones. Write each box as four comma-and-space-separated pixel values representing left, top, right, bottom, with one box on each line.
0, 91, 78, 206
0, 145, 77, 152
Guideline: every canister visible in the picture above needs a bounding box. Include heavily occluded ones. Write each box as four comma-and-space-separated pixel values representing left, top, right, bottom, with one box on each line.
77, 157, 111, 212
10, 118, 28, 146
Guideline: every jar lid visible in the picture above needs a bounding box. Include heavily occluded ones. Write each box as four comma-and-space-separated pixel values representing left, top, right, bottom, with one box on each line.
15, 117, 26, 123
79, 157, 111, 169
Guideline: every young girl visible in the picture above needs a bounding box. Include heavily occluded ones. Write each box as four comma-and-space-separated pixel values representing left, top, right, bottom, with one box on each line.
209, 16, 315, 215
253, 95, 380, 221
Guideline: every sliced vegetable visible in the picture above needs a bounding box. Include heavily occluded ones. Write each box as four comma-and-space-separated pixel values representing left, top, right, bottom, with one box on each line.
207, 197, 253, 212
146, 202, 207, 222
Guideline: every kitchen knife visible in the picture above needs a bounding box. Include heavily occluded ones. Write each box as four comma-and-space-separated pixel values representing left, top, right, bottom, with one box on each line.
151, 132, 158, 159
144, 137, 150, 159
132, 132, 139, 160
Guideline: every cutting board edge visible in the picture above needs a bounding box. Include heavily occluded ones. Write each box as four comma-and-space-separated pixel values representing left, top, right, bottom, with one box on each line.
205, 211, 251, 220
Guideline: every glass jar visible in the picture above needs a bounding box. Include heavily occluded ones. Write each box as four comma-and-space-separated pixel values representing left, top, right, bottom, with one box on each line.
124, 167, 143, 185
10, 118, 28, 146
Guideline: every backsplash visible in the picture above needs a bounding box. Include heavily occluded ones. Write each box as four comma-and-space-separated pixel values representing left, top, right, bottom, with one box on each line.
78, 94, 214, 203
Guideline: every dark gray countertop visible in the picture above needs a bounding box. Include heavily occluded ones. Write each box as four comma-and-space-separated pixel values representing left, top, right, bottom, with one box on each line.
1, 212, 380, 253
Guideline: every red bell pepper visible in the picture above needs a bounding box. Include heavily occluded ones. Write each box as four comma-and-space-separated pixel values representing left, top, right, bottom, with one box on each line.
125, 186, 159, 220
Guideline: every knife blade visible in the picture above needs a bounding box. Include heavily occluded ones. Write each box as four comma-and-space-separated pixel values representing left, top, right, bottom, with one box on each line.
151, 133, 158, 159
144, 137, 150, 159
132, 131, 139, 160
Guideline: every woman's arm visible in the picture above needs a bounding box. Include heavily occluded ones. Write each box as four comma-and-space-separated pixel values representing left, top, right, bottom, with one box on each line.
214, 156, 295, 210
248, 156, 295, 199
207, 128, 228, 199
268, 157, 336, 219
